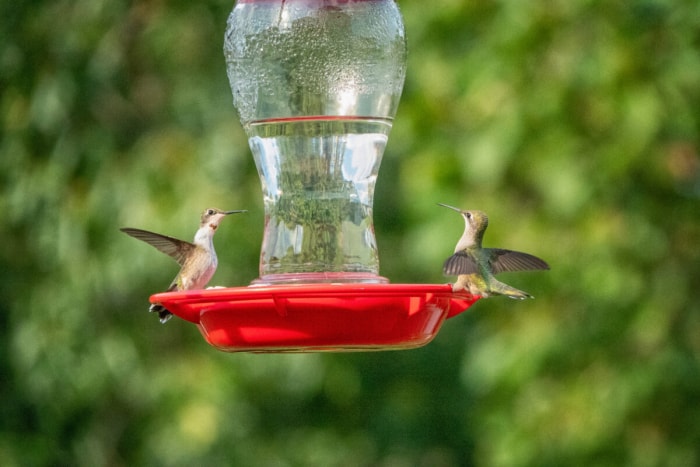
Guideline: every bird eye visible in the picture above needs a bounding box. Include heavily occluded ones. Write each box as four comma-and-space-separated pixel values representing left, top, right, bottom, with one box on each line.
466, 212, 472, 219
207, 209, 215, 215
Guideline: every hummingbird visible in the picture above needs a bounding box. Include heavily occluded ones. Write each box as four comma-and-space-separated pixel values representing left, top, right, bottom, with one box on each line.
439, 204, 549, 299
120, 208, 246, 322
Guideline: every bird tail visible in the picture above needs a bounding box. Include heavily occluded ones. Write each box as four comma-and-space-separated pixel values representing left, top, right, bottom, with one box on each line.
492, 280, 533, 300
149, 303, 173, 323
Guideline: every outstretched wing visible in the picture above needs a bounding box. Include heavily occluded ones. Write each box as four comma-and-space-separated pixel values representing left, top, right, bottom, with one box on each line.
487, 248, 549, 274
120, 228, 194, 266
443, 251, 480, 275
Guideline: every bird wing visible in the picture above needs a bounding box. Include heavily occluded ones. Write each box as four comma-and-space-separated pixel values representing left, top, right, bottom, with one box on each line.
120, 228, 195, 266
443, 251, 480, 275
487, 248, 550, 274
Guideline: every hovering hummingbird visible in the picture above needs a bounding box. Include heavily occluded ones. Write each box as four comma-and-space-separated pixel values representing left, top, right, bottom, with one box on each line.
439, 204, 549, 299
120, 208, 246, 322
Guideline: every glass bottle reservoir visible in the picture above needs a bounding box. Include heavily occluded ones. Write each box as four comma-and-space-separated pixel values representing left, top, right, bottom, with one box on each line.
225, 0, 406, 284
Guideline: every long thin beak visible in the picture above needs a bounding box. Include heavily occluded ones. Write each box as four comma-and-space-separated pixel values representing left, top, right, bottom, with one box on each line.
437, 203, 461, 212
223, 210, 247, 215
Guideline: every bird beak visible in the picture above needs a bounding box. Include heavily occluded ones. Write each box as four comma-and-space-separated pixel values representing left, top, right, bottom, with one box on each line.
222, 210, 247, 215
437, 203, 461, 212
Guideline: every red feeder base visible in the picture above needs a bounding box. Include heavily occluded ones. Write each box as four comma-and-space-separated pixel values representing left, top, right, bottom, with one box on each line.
151, 284, 478, 352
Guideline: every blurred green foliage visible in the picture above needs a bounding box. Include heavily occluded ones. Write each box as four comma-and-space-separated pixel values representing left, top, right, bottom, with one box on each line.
2, 0, 699, 465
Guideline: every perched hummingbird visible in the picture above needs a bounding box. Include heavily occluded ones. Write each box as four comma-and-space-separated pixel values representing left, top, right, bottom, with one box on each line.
120, 208, 246, 322
439, 204, 549, 299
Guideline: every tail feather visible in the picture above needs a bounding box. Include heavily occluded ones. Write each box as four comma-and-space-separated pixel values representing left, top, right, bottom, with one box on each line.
492, 280, 533, 300
149, 303, 173, 323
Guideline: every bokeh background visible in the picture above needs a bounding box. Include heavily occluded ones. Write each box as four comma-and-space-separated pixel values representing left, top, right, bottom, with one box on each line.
2, 0, 699, 465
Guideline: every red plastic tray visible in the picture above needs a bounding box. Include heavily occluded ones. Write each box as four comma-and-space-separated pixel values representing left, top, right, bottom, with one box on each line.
151, 284, 478, 352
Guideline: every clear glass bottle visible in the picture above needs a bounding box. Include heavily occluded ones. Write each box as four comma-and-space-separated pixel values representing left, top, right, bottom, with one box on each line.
225, 0, 406, 284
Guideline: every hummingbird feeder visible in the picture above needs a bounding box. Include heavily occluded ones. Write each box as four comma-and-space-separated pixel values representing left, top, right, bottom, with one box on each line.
151, 0, 478, 352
